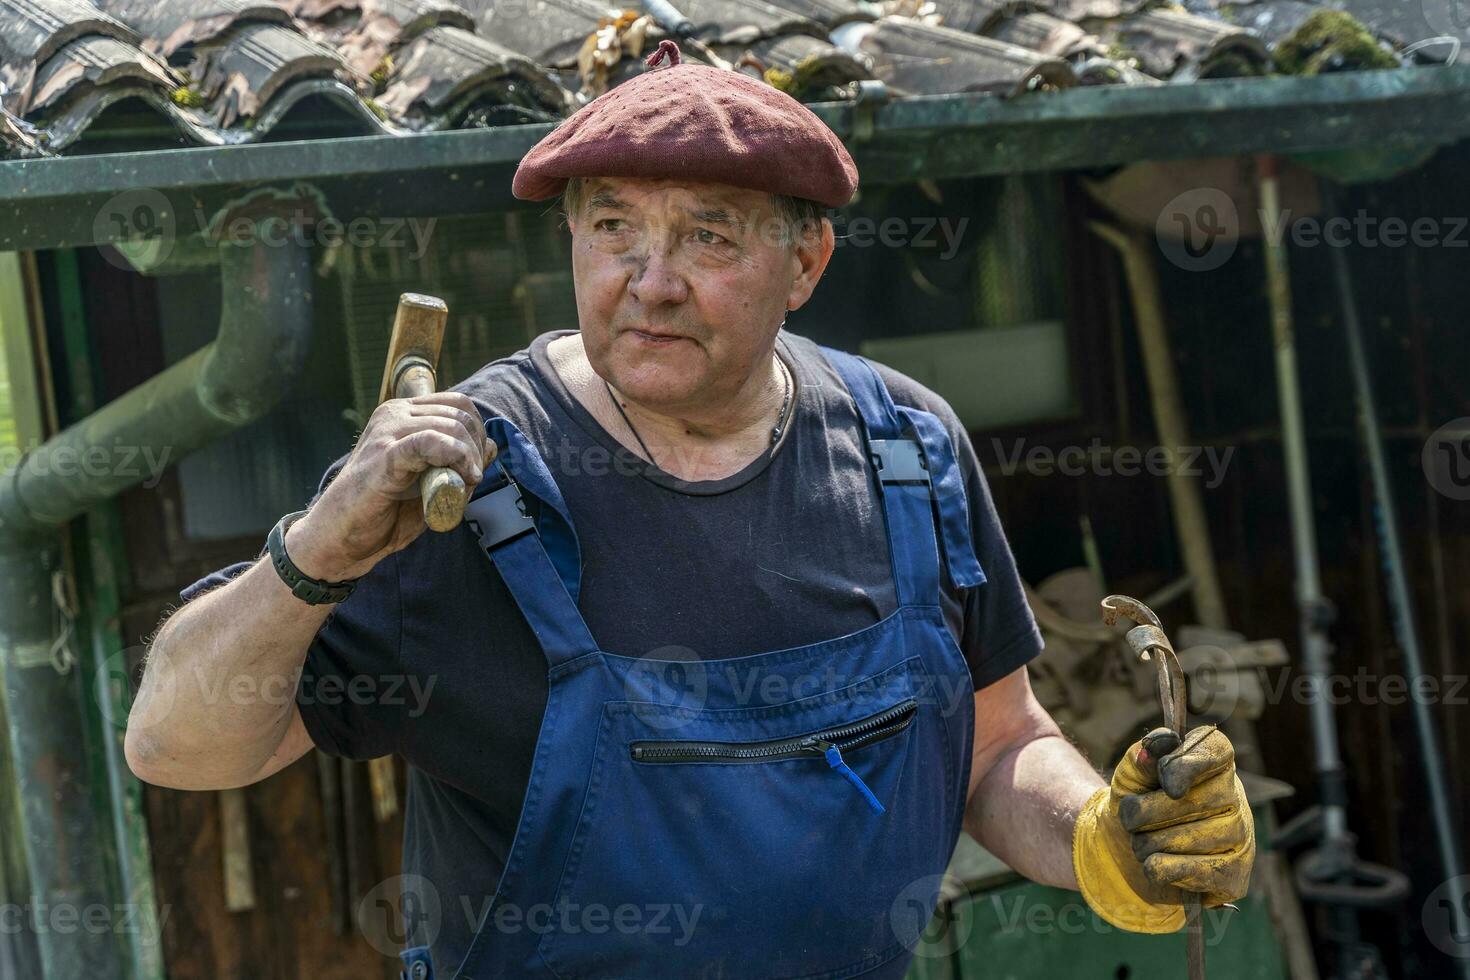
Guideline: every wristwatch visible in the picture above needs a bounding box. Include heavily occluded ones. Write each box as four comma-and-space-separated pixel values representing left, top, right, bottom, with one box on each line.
267, 510, 359, 605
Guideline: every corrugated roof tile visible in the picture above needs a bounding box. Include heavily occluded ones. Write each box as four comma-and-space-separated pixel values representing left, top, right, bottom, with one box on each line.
460, 0, 610, 66
1091, 7, 1269, 79
0, 0, 146, 115
181, 20, 346, 126
29, 32, 173, 112
288, 0, 478, 77
853, 15, 1076, 94
376, 23, 570, 124
0, 0, 1424, 159
990, 11, 1101, 59
715, 30, 872, 100
90, 0, 295, 58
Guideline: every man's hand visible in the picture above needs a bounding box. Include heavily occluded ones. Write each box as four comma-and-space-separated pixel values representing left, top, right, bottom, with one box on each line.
288, 392, 492, 581
1071, 725, 1255, 933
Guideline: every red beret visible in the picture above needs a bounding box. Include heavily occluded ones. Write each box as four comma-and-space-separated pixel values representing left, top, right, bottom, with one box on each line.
513, 40, 858, 209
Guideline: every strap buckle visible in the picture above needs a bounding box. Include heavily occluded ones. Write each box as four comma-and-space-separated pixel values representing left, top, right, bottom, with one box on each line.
868, 439, 929, 485
464, 470, 534, 550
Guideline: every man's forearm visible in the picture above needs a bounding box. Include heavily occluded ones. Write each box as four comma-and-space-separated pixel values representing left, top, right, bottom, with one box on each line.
125, 525, 333, 789
964, 728, 1105, 890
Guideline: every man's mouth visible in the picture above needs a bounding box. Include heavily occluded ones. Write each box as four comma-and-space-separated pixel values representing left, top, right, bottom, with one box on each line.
626, 327, 689, 345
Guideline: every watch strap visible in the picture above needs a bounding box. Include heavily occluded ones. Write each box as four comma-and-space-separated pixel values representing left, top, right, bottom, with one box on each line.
267, 510, 359, 605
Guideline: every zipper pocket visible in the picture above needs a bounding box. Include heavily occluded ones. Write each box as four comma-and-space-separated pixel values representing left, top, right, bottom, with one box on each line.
628, 699, 918, 814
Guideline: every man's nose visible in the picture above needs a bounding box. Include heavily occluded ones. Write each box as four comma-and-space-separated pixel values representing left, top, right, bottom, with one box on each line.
628, 246, 690, 307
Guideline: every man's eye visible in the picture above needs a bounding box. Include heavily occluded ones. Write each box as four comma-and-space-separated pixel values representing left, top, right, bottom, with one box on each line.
595, 219, 624, 232
694, 228, 728, 245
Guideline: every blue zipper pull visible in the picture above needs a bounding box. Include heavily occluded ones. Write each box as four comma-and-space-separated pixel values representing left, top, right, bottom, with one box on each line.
807, 738, 885, 814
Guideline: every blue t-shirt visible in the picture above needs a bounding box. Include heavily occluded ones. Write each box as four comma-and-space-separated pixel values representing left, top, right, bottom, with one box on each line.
180, 329, 1043, 966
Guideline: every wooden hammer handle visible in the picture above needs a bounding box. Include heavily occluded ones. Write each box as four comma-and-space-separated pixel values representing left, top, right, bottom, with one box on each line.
393, 359, 468, 532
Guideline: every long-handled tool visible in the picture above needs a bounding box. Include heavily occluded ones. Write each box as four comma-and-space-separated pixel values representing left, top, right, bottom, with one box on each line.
1324, 182, 1470, 978
362, 293, 471, 825
1256, 156, 1410, 980
1101, 594, 1205, 980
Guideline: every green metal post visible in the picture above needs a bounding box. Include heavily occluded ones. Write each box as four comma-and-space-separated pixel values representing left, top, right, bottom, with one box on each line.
0, 250, 44, 978
50, 249, 166, 980
0, 250, 124, 978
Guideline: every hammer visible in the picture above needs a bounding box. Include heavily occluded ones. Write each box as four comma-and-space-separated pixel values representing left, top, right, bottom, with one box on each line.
378, 292, 472, 533
361, 293, 472, 824
1101, 594, 1206, 980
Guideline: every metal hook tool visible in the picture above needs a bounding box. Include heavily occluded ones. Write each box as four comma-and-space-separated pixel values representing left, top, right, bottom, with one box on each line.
1102, 594, 1205, 980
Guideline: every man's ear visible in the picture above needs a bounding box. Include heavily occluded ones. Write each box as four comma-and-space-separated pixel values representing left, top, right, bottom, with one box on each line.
786, 217, 836, 313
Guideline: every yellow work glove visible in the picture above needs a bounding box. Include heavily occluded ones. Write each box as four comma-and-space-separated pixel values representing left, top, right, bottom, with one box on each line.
1072, 725, 1255, 933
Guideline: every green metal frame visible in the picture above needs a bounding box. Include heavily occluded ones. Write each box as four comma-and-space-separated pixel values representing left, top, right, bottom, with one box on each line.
0, 251, 164, 980
2, 64, 1469, 251
49, 251, 165, 980
0, 251, 43, 977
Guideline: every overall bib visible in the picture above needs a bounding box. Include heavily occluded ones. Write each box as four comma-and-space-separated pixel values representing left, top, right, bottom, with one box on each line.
400, 347, 985, 980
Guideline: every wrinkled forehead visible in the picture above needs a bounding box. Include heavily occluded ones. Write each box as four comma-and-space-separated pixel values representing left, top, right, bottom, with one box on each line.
576, 176, 775, 223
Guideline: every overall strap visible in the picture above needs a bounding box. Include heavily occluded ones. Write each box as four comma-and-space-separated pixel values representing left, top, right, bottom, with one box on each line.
464, 414, 598, 668
819, 347, 986, 608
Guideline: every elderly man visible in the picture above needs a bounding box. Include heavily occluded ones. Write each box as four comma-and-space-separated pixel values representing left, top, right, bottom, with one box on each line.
127, 40, 1253, 980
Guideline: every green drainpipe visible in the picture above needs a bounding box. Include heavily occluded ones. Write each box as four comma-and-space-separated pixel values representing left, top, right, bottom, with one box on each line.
0, 233, 315, 978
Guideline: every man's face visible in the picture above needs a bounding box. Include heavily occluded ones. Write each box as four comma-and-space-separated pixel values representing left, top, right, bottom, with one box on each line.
567, 177, 832, 413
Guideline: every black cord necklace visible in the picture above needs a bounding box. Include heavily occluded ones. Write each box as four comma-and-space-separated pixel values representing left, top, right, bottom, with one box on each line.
604, 353, 793, 469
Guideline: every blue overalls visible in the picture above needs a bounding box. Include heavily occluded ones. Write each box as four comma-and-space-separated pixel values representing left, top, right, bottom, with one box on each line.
399, 346, 985, 980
